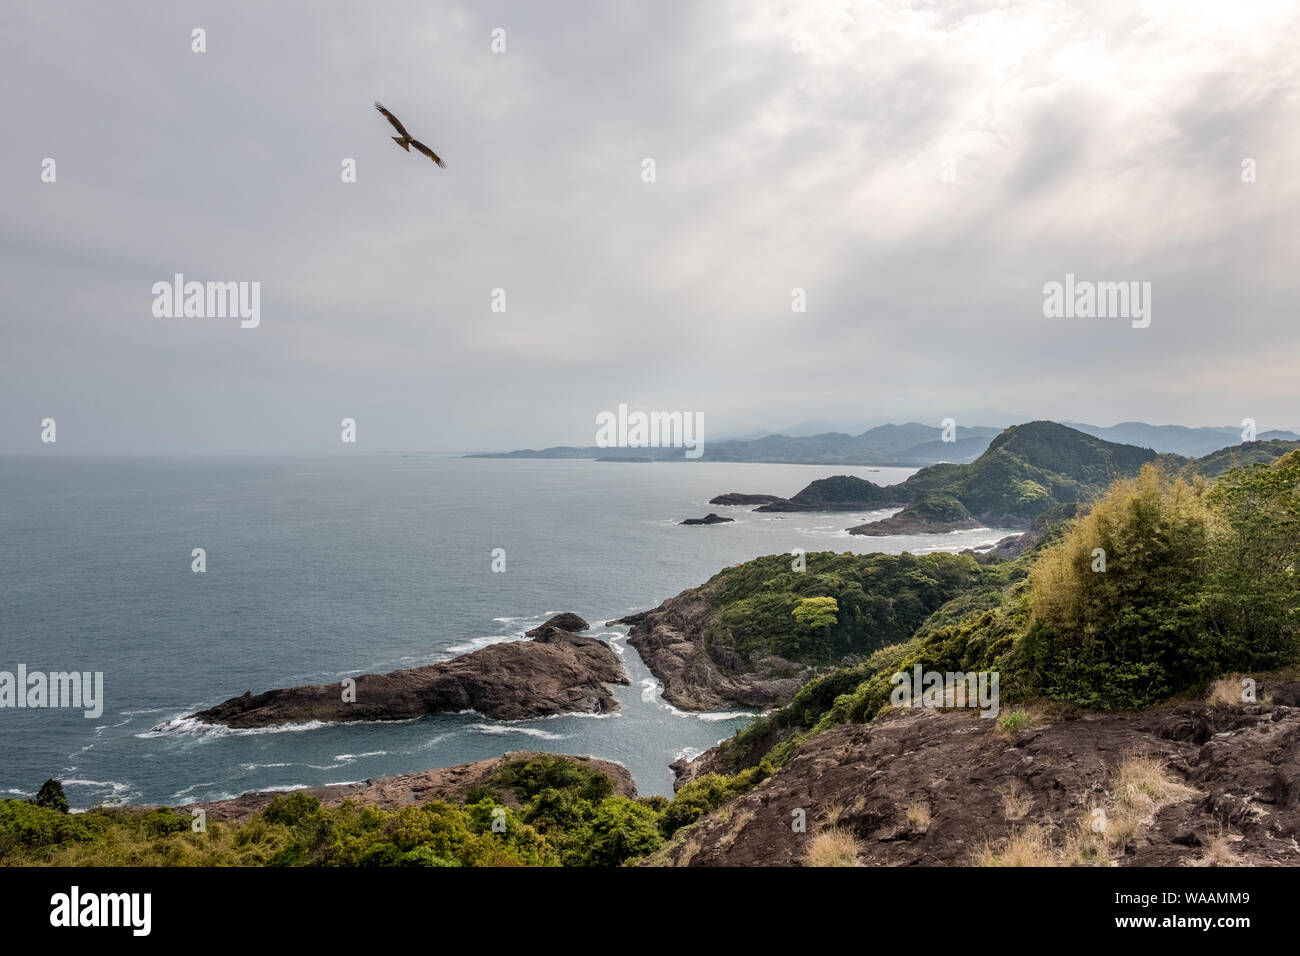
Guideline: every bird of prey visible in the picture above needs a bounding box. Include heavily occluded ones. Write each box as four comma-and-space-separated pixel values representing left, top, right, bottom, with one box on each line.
374, 101, 446, 168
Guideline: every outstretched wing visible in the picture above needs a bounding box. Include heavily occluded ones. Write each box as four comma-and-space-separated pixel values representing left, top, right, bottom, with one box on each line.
410, 139, 446, 169
374, 101, 410, 139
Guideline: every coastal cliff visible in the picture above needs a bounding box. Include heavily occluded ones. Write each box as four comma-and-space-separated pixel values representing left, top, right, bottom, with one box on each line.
613, 551, 984, 711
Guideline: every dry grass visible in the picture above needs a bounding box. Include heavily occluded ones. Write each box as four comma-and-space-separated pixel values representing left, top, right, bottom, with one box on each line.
1100, 754, 1198, 853
978, 754, 1199, 867
821, 802, 846, 827
976, 825, 1059, 867
1113, 754, 1198, 817
719, 810, 755, 850
905, 802, 931, 832
1208, 678, 1247, 708
676, 836, 701, 867
1063, 808, 1113, 866
1193, 828, 1243, 867
802, 827, 860, 867
1001, 781, 1032, 821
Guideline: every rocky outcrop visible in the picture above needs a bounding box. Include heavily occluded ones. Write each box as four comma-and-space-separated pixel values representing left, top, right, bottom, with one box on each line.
680, 513, 734, 526
987, 531, 1036, 558
613, 596, 812, 711
708, 493, 784, 506
754, 476, 907, 513
846, 514, 983, 535
177, 752, 636, 824
654, 685, 1300, 866
191, 622, 627, 728
525, 613, 590, 637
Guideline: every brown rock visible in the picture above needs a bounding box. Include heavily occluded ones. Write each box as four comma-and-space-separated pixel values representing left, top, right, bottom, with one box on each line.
191, 629, 627, 728
652, 688, 1300, 867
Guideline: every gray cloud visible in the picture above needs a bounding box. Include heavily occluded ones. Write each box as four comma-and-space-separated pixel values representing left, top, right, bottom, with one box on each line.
2, 0, 1297, 453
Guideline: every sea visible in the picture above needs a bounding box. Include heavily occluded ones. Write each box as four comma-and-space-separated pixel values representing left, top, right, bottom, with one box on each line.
0, 454, 1016, 804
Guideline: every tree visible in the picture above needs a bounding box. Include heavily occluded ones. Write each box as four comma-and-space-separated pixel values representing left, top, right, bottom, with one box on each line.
1204, 450, 1300, 669
792, 596, 839, 631
1023, 464, 1215, 708
33, 779, 68, 814
580, 798, 663, 866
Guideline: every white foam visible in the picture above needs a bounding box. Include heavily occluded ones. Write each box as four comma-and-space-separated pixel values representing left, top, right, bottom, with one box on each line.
469, 723, 565, 741
139, 715, 335, 738
170, 782, 218, 799
539, 710, 619, 720
139, 714, 417, 739
695, 710, 754, 722
60, 779, 139, 806
444, 634, 520, 655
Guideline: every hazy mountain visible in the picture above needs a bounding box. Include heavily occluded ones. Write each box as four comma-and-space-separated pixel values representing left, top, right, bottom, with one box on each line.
473, 417, 1299, 467
1064, 421, 1299, 457
469, 422, 1003, 466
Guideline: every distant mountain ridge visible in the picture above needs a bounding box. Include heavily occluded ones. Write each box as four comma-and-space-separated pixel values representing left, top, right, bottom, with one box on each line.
470, 419, 1299, 466
469, 422, 1002, 465
1065, 421, 1299, 458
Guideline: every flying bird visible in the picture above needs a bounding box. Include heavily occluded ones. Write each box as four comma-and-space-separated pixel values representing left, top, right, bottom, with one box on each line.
374, 101, 446, 169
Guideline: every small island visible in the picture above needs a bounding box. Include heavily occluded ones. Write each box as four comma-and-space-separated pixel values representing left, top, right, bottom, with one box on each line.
191, 614, 628, 727
680, 513, 734, 525
846, 492, 984, 535
708, 493, 784, 505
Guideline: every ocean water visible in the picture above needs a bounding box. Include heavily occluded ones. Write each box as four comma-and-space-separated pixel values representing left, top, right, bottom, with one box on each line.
0, 454, 1015, 804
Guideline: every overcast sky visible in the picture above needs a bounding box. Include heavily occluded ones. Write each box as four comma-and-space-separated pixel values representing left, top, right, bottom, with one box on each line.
2, 0, 1298, 453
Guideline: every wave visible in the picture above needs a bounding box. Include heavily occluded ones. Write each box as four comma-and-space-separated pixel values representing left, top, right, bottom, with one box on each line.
170, 782, 219, 799
138, 714, 419, 739
443, 634, 522, 655
60, 778, 140, 806
469, 723, 566, 741
538, 710, 619, 720
694, 710, 755, 722
650, 691, 756, 722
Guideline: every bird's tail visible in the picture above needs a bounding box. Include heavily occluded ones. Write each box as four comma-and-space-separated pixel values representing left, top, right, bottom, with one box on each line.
392, 136, 411, 151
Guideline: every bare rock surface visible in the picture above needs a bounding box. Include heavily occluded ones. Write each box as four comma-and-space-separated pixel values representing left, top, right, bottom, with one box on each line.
657, 684, 1300, 866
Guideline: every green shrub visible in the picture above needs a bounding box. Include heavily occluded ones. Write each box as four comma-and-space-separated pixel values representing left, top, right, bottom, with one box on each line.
579, 798, 663, 866
33, 779, 69, 813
